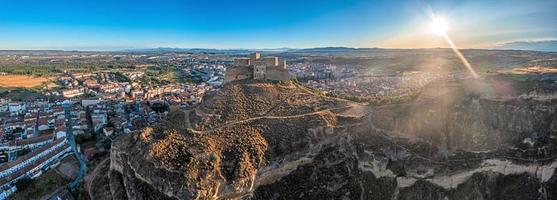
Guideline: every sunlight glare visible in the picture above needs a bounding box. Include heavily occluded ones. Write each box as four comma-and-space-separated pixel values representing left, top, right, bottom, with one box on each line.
428, 14, 479, 78
429, 17, 449, 36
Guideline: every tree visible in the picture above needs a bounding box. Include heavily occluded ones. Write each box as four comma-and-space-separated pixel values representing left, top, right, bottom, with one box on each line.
17, 148, 31, 157
75, 134, 93, 144
15, 177, 33, 190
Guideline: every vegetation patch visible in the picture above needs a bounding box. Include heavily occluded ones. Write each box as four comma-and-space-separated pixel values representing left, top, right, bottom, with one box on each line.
12, 170, 69, 200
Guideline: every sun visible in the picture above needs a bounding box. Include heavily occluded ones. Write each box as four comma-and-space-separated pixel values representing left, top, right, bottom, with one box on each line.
429, 16, 449, 36
426, 14, 479, 78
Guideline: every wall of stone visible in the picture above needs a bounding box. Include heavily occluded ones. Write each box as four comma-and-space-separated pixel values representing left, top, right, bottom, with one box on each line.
263, 57, 279, 66
224, 66, 253, 84
234, 58, 251, 66
265, 68, 290, 82
227, 54, 290, 84
254, 65, 266, 80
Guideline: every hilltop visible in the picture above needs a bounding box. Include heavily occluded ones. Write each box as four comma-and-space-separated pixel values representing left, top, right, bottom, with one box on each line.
88, 79, 557, 200
88, 80, 363, 199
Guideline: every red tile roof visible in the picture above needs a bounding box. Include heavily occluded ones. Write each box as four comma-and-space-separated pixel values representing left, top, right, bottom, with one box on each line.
8, 134, 53, 147
1, 139, 64, 172
0, 143, 70, 187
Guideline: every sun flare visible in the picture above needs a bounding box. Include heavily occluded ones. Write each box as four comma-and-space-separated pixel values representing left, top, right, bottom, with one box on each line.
429, 17, 449, 36
428, 14, 479, 78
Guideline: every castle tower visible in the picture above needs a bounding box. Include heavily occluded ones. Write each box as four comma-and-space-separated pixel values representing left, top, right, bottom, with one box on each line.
253, 65, 266, 80
250, 52, 261, 61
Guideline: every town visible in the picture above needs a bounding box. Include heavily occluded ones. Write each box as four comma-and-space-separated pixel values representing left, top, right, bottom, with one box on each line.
0, 48, 556, 199
0, 51, 229, 199
2, 0, 557, 198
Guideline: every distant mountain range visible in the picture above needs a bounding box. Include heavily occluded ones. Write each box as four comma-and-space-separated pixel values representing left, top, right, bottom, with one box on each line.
134, 42, 557, 53
289, 47, 381, 52
119, 47, 391, 54
496, 40, 557, 52
122, 47, 295, 53
126, 46, 550, 54
3, 42, 557, 54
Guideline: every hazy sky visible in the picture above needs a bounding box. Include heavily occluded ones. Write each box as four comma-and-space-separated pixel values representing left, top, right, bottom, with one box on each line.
0, 0, 555, 50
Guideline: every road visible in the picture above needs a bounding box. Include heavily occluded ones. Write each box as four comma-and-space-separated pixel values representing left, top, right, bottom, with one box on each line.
64, 103, 88, 190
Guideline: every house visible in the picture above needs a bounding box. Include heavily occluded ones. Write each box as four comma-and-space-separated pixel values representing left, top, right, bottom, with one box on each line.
62, 88, 84, 98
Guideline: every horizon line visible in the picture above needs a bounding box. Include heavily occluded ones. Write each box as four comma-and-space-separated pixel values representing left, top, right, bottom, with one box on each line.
0, 46, 551, 53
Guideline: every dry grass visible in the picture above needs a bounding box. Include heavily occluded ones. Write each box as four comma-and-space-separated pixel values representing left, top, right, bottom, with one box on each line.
507, 66, 557, 74
0, 75, 54, 88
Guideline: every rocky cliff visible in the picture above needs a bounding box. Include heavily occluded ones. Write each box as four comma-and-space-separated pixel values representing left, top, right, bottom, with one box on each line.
89, 80, 557, 200
371, 80, 557, 154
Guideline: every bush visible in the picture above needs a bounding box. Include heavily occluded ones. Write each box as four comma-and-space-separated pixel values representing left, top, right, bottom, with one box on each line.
15, 177, 33, 190
17, 148, 31, 157
75, 134, 93, 144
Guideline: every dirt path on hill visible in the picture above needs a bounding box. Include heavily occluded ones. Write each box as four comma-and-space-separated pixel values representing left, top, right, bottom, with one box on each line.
183, 109, 192, 129
293, 82, 366, 104
193, 104, 363, 134
190, 82, 370, 134
85, 157, 110, 200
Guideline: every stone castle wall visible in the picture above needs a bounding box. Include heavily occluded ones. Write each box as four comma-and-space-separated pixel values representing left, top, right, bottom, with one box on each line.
265, 68, 290, 82
225, 53, 290, 84
224, 66, 253, 84
254, 65, 266, 80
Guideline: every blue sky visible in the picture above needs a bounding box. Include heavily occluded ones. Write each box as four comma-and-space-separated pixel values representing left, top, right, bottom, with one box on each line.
0, 0, 555, 50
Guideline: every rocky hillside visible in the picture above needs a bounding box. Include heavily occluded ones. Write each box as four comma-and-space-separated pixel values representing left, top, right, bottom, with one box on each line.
371, 80, 557, 153
89, 80, 557, 200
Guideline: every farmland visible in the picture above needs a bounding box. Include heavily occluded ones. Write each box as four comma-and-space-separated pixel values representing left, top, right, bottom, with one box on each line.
0, 75, 54, 88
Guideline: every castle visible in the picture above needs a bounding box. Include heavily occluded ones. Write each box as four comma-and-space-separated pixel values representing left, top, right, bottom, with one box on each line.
224, 53, 290, 84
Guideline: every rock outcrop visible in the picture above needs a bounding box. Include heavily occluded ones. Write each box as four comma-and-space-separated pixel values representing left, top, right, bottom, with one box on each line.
89, 80, 557, 200
371, 80, 557, 153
